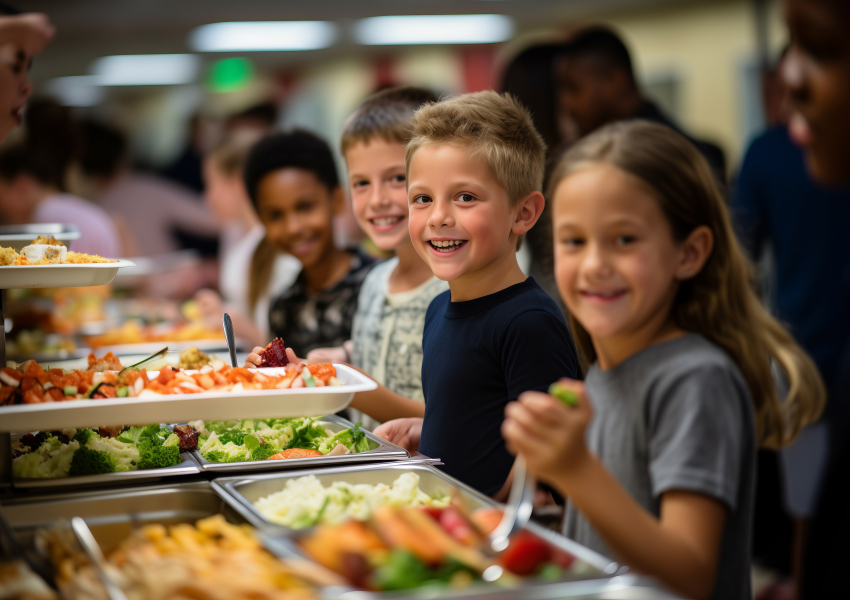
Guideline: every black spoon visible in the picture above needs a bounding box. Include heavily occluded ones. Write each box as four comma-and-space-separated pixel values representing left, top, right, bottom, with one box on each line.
222, 313, 237, 368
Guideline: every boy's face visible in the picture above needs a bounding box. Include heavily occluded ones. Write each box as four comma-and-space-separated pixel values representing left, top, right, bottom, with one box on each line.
345, 139, 410, 252
408, 144, 517, 283
255, 167, 340, 269
783, 0, 850, 183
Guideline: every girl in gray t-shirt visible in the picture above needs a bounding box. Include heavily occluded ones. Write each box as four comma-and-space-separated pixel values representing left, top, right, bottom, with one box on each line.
502, 122, 825, 600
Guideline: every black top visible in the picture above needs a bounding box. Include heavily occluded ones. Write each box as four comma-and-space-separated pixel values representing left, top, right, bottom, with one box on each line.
268, 250, 378, 357
633, 100, 727, 184
419, 278, 579, 496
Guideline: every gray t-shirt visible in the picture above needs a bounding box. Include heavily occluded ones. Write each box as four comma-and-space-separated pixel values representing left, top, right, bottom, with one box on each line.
562, 334, 755, 600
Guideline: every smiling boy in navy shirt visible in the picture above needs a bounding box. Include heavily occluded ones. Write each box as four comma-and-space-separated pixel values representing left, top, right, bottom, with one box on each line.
374, 92, 579, 498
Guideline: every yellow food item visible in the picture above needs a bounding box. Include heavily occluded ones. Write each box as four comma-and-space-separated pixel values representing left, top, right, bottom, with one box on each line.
0, 246, 20, 265
41, 515, 317, 600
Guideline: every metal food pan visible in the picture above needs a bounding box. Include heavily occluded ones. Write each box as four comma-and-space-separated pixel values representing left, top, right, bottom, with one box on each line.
11, 425, 202, 490
212, 462, 615, 574
191, 414, 409, 473
0, 481, 250, 555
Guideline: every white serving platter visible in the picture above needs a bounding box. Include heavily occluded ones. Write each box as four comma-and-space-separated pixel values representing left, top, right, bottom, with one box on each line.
0, 223, 80, 251
0, 364, 376, 433
0, 260, 136, 289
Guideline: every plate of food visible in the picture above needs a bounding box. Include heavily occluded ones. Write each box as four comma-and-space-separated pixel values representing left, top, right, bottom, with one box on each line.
0, 236, 134, 289
83, 319, 228, 353
189, 414, 409, 471
10, 422, 201, 489
0, 346, 377, 432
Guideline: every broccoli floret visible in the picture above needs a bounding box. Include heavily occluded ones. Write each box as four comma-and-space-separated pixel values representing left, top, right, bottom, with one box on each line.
136, 438, 181, 470
203, 449, 229, 463
249, 444, 279, 461
68, 446, 116, 476
73, 428, 96, 446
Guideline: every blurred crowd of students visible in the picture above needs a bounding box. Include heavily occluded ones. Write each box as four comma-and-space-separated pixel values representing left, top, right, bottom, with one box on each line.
2, 1, 850, 598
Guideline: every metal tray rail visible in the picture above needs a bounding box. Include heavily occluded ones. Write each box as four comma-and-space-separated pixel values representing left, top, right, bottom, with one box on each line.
190, 414, 410, 473
10, 424, 202, 491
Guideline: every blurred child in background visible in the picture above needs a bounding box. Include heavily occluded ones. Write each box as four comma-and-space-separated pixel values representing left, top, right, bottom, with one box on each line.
502, 121, 824, 600
307, 87, 447, 431
0, 11, 53, 143
195, 131, 301, 349
243, 130, 377, 357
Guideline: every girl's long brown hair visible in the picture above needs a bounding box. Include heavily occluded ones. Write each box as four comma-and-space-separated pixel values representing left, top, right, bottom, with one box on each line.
548, 121, 824, 449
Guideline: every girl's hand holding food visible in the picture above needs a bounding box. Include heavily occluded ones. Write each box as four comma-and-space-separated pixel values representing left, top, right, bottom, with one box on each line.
502, 379, 593, 488
373, 418, 423, 454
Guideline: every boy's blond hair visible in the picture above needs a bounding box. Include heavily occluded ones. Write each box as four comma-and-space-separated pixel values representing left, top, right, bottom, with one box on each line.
406, 91, 547, 208
341, 86, 439, 156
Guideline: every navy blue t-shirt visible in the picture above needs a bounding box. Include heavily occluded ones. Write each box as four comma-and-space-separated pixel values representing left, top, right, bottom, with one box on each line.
419, 277, 579, 496
732, 125, 850, 400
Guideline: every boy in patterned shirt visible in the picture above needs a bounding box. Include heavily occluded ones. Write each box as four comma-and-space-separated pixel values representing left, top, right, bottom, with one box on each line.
308, 87, 448, 430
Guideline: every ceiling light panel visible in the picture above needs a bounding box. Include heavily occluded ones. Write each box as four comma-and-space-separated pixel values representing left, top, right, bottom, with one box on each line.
190, 21, 338, 52
92, 54, 200, 86
354, 14, 514, 45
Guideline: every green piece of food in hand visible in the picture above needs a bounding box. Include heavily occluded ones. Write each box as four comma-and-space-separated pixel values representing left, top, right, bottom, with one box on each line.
548, 382, 578, 407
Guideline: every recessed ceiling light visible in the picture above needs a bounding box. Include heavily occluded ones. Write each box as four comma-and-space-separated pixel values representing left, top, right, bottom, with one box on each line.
91, 54, 200, 86
45, 76, 105, 106
354, 14, 514, 45
190, 21, 337, 52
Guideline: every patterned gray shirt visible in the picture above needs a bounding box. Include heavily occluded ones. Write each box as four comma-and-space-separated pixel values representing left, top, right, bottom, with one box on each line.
349, 257, 449, 430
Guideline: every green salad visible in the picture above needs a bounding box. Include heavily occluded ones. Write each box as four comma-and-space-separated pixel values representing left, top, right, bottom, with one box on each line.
12, 425, 182, 479
191, 417, 373, 463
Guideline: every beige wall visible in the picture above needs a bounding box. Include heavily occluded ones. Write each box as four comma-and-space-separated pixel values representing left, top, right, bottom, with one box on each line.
601, 0, 786, 169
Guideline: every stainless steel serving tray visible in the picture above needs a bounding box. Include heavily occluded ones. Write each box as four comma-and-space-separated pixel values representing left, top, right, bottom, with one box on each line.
209, 463, 681, 599
212, 462, 614, 572
11, 425, 201, 490
191, 414, 409, 473
0, 481, 248, 555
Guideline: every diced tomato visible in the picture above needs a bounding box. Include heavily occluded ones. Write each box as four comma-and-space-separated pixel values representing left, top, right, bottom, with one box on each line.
421, 506, 444, 522
47, 368, 65, 388
226, 367, 253, 384
499, 531, 552, 576
0, 386, 16, 405
45, 388, 65, 402
20, 377, 41, 392
438, 506, 477, 545
192, 373, 215, 390
306, 363, 336, 383
146, 381, 169, 394
155, 367, 177, 385
1, 367, 22, 383
550, 548, 575, 570
23, 387, 45, 404
21, 360, 46, 379
92, 384, 118, 399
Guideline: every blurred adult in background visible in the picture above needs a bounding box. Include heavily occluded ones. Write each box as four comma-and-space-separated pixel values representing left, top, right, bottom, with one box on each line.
225, 101, 278, 136
74, 119, 220, 258
0, 11, 52, 142
160, 113, 205, 194
554, 26, 727, 184
0, 143, 121, 257
733, 45, 850, 599
500, 43, 575, 321
779, 1, 850, 598
195, 130, 300, 348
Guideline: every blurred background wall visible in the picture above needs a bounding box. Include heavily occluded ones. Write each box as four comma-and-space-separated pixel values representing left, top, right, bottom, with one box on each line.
11, 0, 786, 179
